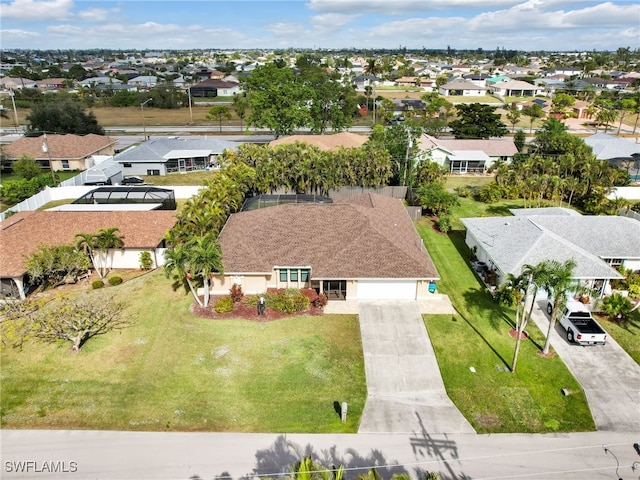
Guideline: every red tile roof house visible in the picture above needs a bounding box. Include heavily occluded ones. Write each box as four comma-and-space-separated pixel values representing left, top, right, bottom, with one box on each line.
0, 210, 177, 299
214, 193, 440, 301
2, 134, 117, 173
417, 134, 518, 174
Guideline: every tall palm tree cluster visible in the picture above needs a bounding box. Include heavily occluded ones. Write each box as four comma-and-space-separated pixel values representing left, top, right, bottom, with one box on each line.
490, 119, 629, 214
75, 227, 124, 280
163, 161, 255, 308
499, 259, 578, 371
226, 142, 393, 196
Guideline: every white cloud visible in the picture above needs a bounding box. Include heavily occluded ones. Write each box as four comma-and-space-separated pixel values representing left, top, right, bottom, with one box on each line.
267, 21, 308, 38
0, 0, 74, 20
306, 0, 521, 14
77, 7, 116, 22
311, 12, 359, 28
0, 28, 40, 38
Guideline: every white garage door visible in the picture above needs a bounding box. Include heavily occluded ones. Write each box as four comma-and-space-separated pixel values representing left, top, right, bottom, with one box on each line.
357, 280, 417, 300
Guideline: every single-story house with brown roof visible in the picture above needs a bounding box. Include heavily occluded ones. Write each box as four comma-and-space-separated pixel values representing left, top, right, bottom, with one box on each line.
2, 134, 117, 172
268, 132, 368, 151
215, 193, 439, 301
417, 134, 518, 173
0, 210, 177, 299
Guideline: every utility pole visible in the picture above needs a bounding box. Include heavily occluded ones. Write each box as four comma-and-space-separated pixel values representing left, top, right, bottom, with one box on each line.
140, 98, 153, 141
9, 88, 19, 130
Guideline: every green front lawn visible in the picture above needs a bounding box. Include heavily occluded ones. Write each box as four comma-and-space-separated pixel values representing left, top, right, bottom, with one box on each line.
597, 309, 640, 364
0, 271, 367, 432
418, 217, 596, 433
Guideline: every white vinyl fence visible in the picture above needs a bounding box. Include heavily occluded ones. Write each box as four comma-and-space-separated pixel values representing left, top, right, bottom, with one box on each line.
0, 182, 202, 221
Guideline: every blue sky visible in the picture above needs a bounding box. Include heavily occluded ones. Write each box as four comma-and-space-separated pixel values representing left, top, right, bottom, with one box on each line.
1, 0, 639, 51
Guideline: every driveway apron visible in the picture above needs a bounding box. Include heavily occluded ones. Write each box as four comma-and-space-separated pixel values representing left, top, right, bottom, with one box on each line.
357, 301, 475, 434
529, 300, 640, 432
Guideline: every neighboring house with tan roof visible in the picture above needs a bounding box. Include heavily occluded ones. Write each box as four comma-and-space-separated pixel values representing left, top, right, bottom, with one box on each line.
418, 134, 518, 173
0, 76, 37, 90
268, 132, 368, 151
215, 193, 439, 301
0, 210, 177, 299
2, 134, 117, 172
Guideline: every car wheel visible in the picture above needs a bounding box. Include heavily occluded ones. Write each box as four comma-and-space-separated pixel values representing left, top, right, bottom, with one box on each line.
546, 303, 552, 315
567, 329, 574, 343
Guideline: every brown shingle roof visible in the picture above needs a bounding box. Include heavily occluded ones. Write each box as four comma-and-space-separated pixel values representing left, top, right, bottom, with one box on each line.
218, 193, 439, 280
0, 210, 177, 278
3, 134, 117, 160
269, 132, 368, 151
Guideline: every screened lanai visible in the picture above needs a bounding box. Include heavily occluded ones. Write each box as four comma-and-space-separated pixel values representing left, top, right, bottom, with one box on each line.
72, 186, 177, 210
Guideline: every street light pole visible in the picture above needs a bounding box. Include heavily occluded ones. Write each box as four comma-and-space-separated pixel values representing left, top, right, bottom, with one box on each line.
140, 98, 153, 141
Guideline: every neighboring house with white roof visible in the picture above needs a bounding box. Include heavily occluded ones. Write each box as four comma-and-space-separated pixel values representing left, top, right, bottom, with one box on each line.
461, 208, 640, 298
487, 80, 543, 97
129, 75, 157, 89
114, 136, 240, 176
417, 134, 518, 173
438, 79, 487, 96
583, 133, 640, 161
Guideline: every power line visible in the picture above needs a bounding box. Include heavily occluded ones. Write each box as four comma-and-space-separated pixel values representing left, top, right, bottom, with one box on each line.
207, 441, 634, 480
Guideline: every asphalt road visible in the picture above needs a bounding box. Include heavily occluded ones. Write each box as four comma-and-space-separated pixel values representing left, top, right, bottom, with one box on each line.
2, 429, 639, 480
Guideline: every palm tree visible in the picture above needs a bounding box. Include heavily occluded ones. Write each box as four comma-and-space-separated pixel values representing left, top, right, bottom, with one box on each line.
595, 102, 617, 132
363, 58, 381, 77
164, 243, 203, 307
75, 228, 124, 279
538, 259, 578, 355
507, 262, 547, 372
164, 233, 224, 308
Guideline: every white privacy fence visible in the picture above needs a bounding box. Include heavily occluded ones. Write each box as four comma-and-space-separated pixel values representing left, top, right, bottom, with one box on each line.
0, 183, 202, 221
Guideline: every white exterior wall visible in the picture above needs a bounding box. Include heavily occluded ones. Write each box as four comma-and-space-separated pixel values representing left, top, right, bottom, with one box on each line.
624, 259, 640, 271
107, 248, 167, 269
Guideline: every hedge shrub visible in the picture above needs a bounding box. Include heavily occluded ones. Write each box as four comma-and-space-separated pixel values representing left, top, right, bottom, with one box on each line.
108, 276, 123, 286
214, 296, 234, 313
92, 280, 104, 289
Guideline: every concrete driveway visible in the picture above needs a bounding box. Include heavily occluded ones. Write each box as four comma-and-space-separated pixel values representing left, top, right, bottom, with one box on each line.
357, 301, 475, 434
529, 300, 640, 432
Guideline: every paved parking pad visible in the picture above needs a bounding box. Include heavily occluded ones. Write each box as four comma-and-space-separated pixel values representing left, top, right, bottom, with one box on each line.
357, 301, 475, 434
529, 301, 640, 432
